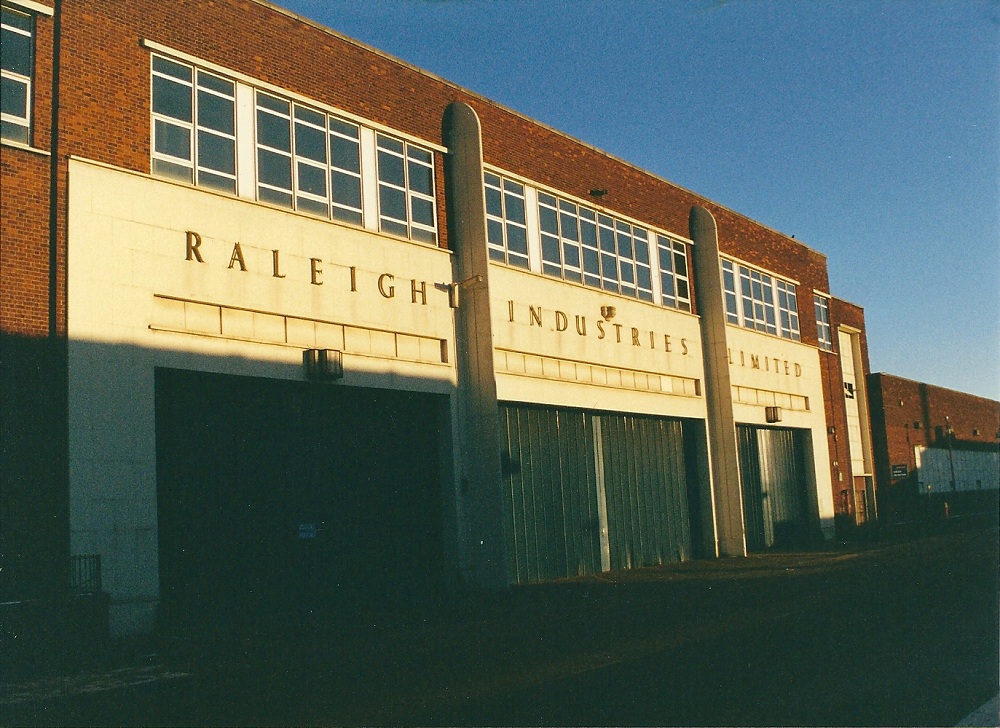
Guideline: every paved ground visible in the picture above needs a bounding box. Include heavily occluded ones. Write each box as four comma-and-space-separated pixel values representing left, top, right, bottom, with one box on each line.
3, 525, 998, 726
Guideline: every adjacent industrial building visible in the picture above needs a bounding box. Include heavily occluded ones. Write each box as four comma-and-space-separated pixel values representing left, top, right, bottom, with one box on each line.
3, 0, 883, 638
868, 373, 999, 525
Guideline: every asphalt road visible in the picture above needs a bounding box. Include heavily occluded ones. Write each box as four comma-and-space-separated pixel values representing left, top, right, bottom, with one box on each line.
4, 525, 998, 727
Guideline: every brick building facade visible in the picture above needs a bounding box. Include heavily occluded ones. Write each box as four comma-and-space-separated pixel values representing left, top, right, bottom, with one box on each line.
3, 0, 879, 638
868, 373, 999, 524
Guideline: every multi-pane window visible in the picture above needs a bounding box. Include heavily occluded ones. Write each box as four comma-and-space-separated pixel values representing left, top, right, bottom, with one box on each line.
815, 294, 833, 351
485, 172, 528, 269
1, 6, 33, 144
657, 234, 691, 312
739, 266, 777, 335
722, 260, 739, 325
254, 92, 363, 223
150, 55, 441, 242
152, 55, 236, 193
776, 279, 801, 341
377, 134, 437, 244
254, 92, 294, 206
328, 118, 363, 224
722, 259, 801, 341
537, 192, 656, 304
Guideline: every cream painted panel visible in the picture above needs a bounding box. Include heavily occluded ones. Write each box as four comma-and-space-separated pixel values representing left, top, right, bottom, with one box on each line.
70, 160, 457, 359
66, 159, 458, 635
490, 264, 705, 417
396, 334, 421, 361
495, 370, 707, 420
725, 325, 835, 528
72, 161, 456, 343
285, 317, 316, 348
315, 322, 345, 349
726, 326, 817, 401
839, 328, 867, 476
492, 265, 702, 376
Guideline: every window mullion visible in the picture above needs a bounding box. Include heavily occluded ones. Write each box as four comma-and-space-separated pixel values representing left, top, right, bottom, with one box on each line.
359, 127, 379, 232
649, 231, 664, 305
235, 82, 255, 199
0, 7, 33, 144
524, 186, 542, 274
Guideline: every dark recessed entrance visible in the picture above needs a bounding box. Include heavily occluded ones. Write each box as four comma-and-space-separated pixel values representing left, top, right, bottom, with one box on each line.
737, 425, 814, 551
154, 368, 448, 632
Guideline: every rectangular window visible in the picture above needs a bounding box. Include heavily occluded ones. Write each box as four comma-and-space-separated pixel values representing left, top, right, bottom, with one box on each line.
724, 258, 801, 341
255, 91, 292, 206
721, 259, 739, 324
657, 234, 691, 312
328, 118, 363, 225
253, 92, 364, 224
815, 294, 833, 351
377, 133, 437, 244
484, 172, 528, 269
538, 191, 562, 277
579, 207, 600, 288
776, 279, 801, 341
152, 55, 236, 193
739, 266, 778, 335
536, 191, 661, 304
1, 5, 33, 144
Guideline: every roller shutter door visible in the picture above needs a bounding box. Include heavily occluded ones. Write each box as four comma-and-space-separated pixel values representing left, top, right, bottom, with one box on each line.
500, 403, 691, 583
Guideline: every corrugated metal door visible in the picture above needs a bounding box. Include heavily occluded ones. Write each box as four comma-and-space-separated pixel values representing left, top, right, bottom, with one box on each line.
738, 425, 809, 550
600, 415, 691, 569
500, 405, 603, 582
737, 425, 768, 550
499, 404, 690, 582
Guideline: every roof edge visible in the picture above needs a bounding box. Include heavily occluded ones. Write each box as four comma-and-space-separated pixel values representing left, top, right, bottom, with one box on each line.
255, 0, 828, 259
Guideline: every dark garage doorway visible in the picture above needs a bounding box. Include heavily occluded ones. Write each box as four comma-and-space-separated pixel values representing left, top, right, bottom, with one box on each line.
737, 425, 814, 551
155, 368, 449, 632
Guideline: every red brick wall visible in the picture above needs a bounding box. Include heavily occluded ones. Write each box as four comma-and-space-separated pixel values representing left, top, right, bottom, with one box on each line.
50, 0, 831, 322
819, 298, 872, 521
0, 3, 54, 337
52, 0, 458, 249
0, 3, 64, 602
0, 150, 50, 335
470, 98, 832, 329
2, 0, 868, 593
0, 0, 850, 341
869, 373, 1000, 474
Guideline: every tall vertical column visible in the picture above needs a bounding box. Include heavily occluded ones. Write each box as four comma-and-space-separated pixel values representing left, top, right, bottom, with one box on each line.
441, 101, 509, 588
689, 206, 747, 557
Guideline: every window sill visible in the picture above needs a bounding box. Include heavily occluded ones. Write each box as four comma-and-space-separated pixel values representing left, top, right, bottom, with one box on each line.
1, 139, 51, 157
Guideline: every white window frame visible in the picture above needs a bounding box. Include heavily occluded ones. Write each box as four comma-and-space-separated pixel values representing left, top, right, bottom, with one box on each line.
253, 90, 293, 207
1, 4, 34, 145
776, 278, 801, 341
656, 233, 692, 312
327, 117, 364, 225
722, 257, 802, 341
375, 133, 437, 244
739, 265, 778, 335
535, 190, 659, 305
484, 171, 529, 269
150, 54, 237, 193
254, 99, 365, 225
148, 47, 452, 242
814, 293, 834, 352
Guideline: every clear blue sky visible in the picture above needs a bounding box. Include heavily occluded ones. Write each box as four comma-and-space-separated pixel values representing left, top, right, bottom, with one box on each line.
275, 0, 1000, 400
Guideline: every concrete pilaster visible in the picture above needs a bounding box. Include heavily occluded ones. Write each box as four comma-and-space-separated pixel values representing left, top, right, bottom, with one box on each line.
689, 206, 747, 557
441, 102, 509, 588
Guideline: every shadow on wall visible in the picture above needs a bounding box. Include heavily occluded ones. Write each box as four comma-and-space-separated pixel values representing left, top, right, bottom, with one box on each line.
0, 331, 458, 673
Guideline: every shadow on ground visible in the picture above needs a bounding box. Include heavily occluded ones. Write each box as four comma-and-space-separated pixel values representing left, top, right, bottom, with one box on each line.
3, 524, 998, 727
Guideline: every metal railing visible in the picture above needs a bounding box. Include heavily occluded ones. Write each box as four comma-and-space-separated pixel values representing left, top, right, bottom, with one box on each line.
71, 554, 102, 595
